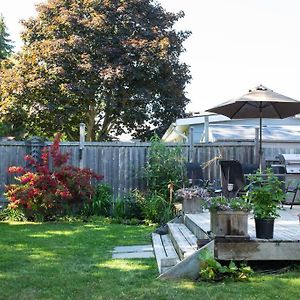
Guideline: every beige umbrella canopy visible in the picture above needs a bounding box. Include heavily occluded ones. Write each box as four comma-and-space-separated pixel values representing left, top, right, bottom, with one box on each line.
206, 85, 300, 170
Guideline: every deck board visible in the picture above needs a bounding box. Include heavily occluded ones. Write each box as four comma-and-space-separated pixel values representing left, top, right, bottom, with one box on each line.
152, 233, 179, 274
168, 223, 198, 259
185, 213, 211, 233
248, 206, 300, 241
186, 206, 300, 261
186, 205, 300, 242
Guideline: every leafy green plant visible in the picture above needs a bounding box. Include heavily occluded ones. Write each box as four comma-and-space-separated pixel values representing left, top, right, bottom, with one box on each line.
0, 207, 27, 222
199, 249, 253, 282
112, 200, 126, 219
245, 168, 284, 219
83, 183, 112, 217
110, 191, 144, 221
144, 135, 186, 198
137, 193, 176, 224
121, 190, 144, 220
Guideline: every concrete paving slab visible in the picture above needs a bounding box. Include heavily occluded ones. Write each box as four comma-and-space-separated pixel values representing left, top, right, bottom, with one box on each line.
112, 244, 154, 259
112, 251, 154, 259
113, 245, 153, 253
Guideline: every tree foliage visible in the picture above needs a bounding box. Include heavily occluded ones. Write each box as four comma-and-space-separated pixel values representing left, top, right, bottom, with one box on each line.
0, 58, 26, 139
0, 0, 191, 141
0, 16, 16, 138
0, 15, 13, 61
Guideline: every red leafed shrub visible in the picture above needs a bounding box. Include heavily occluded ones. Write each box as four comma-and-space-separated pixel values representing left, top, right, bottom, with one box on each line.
5, 133, 103, 220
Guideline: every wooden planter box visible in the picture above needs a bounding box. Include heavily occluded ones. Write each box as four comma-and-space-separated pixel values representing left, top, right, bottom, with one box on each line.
210, 210, 249, 237
182, 197, 204, 214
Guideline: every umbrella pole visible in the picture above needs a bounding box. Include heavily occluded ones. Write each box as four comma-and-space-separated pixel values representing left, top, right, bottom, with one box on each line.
259, 109, 263, 172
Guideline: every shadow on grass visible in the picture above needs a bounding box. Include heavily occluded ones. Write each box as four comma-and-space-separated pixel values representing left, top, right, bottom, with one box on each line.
0, 221, 300, 300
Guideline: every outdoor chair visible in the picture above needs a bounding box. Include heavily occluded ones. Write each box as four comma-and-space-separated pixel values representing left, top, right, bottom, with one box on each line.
242, 163, 259, 175
219, 160, 246, 198
242, 163, 259, 185
185, 162, 222, 195
185, 162, 206, 187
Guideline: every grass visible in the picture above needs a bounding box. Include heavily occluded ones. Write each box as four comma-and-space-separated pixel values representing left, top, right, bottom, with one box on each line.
0, 219, 300, 300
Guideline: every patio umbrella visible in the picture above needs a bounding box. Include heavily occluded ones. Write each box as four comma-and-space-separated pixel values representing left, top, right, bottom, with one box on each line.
206, 85, 300, 170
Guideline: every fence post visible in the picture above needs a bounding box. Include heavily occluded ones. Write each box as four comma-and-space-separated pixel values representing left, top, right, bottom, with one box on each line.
79, 123, 85, 169
26, 136, 45, 161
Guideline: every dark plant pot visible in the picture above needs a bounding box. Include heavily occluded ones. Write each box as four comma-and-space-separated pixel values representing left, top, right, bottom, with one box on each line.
255, 218, 274, 239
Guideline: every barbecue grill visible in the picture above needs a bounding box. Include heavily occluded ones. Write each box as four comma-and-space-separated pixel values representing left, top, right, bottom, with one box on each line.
277, 154, 300, 174
274, 154, 300, 207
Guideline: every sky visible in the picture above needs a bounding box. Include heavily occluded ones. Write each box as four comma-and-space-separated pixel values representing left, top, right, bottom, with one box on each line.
2, 0, 300, 113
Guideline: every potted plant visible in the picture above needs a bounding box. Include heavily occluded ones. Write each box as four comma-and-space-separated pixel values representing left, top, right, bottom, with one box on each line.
245, 168, 284, 239
205, 196, 251, 237
175, 186, 209, 213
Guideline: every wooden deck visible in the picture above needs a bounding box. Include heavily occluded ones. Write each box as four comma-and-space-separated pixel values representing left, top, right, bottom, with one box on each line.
185, 205, 300, 261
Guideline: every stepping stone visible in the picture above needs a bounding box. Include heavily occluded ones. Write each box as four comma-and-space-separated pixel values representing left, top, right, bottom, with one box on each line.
112, 245, 154, 259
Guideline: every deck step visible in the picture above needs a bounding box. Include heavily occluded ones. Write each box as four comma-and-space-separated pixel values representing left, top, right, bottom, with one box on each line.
152, 233, 180, 274
184, 213, 211, 240
168, 223, 198, 260
159, 240, 215, 280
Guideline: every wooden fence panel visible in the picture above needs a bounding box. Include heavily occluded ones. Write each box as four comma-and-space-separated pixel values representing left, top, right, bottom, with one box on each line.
64, 142, 151, 198
0, 142, 27, 203
193, 143, 255, 181
1, 139, 300, 201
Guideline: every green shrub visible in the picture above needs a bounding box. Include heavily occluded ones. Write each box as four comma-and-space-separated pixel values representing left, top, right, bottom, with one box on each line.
122, 190, 144, 219
83, 183, 112, 217
144, 135, 186, 198
138, 193, 176, 224
110, 190, 144, 220
0, 207, 27, 222
245, 168, 284, 219
112, 200, 126, 219
141, 135, 185, 224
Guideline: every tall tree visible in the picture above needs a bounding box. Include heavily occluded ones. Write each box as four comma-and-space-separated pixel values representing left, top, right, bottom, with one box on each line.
0, 16, 16, 138
0, 0, 191, 141
0, 15, 13, 60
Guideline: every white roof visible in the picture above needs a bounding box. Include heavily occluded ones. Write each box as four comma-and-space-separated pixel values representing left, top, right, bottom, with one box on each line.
163, 112, 300, 142
175, 112, 229, 126
205, 125, 300, 142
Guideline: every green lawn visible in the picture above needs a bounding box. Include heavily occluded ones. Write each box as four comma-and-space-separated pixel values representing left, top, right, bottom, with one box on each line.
0, 220, 299, 300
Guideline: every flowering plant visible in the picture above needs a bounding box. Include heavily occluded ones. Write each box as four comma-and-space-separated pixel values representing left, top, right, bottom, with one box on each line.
204, 196, 251, 212
175, 186, 209, 201
5, 133, 103, 220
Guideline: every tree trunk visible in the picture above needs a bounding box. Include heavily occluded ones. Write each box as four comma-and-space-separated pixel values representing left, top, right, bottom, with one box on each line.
86, 105, 97, 141
97, 114, 117, 140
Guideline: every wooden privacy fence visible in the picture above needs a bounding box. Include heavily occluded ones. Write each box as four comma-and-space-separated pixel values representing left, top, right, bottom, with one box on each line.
1, 138, 300, 201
